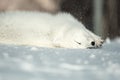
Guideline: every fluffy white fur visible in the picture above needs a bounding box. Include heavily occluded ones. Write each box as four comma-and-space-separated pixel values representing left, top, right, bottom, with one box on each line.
0, 11, 103, 49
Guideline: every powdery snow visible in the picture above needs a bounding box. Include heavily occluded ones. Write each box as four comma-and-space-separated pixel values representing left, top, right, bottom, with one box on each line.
0, 39, 120, 80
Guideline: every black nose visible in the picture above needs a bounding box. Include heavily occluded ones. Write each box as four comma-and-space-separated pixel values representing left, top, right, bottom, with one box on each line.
91, 41, 95, 46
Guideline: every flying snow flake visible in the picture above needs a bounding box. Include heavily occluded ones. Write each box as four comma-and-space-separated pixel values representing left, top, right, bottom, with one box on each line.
60, 63, 83, 71
20, 62, 34, 72
30, 47, 39, 51
89, 54, 96, 59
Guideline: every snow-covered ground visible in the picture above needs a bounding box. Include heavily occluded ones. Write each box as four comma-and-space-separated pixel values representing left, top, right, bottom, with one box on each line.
0, 38, 120, 80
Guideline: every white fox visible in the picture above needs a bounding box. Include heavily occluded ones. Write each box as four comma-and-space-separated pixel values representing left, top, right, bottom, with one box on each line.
0, 11, 103, 49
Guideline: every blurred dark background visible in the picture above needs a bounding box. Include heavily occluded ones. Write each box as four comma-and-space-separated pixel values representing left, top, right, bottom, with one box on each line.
0, 0, 119, 39
62, 0, 120, 39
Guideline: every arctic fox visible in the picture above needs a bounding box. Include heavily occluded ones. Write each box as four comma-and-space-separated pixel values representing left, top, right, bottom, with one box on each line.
0, 11, 103, 49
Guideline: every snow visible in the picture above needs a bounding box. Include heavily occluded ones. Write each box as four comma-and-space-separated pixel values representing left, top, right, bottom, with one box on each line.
0, 39, 120, 80
60, 63, 83, 70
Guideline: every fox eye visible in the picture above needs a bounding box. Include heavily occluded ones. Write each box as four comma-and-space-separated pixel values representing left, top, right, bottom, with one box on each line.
91, 41, 95, 46
75, 41, 81, 45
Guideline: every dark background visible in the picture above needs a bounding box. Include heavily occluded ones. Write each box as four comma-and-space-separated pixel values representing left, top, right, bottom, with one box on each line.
61, 0, 120, 39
